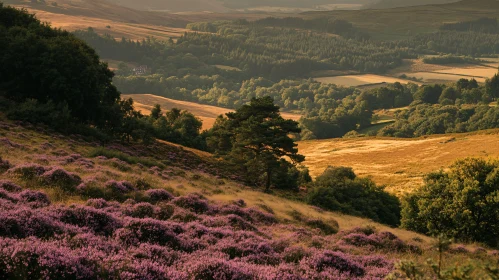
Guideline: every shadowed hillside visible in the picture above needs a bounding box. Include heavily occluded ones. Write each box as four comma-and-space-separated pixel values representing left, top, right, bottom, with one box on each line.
303, 0, 499, 39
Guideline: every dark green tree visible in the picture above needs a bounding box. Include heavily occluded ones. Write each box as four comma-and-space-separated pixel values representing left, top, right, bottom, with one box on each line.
306, 166, 401, 226
401, 158, 499, 247
209, 97, 304, 191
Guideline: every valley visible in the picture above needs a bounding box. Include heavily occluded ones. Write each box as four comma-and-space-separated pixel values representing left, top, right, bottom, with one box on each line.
123, 94, 302, 130
2, 1, 499, 278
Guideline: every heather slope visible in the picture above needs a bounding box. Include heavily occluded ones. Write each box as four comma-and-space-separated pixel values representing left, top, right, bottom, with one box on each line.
1, 117, 498, 278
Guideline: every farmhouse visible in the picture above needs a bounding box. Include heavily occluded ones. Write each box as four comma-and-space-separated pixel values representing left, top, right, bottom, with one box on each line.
133, 65, 149, 75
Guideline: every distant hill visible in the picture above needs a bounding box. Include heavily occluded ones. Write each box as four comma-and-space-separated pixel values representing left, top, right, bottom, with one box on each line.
303, 0, 499, 39
106, 0, 372, 12
4, 0, 189, 27
366, 0, 459, 9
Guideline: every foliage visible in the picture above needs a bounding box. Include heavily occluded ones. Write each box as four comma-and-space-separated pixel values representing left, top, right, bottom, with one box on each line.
207, 97, 304, 190
422, 55, 482, 65
0, 4, 120, 127
306, 166, 401, 226
401, 158, 499, 247
440, 17, 499, 34
387, 235, 499, 279
0, 182, 401, 279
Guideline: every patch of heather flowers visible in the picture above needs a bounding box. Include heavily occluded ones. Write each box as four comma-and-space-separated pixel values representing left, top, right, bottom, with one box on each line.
338, 227, 422, 254
0, 157, 12, 172
0, 184, 402, 279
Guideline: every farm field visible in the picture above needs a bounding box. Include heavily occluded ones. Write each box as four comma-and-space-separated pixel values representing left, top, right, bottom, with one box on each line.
123, 94, 302, 130
314, 74, 415, 87
213, 65, 241, 71
298, 130, 499, 196
433, 67, 499, 78
399, 71, 487, 83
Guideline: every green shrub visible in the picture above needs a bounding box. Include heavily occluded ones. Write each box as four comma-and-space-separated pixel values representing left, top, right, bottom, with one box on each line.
306, 166, 401, 226
401, 158, 499, 247
88, 147, 163, 168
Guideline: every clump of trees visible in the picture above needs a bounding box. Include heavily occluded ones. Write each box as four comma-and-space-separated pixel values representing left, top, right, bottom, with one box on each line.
306, 166, 401, 226
378, 76, 499, 138
401, 158, 499, 247
0, 4, 205, 148
422, 55, 481, 65
0, 4, 120, 131
206, 96, 309, 191
440, 17, 499, 34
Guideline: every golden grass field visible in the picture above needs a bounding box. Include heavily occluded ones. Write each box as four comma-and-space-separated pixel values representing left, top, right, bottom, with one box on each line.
123, 94, 302, 130
314, 74, 415, 87
433, 67, 499, 78
400, 71, 487, 83
298, 130, 499, 196
213, 65, 242, 71
20, 8, 190, 41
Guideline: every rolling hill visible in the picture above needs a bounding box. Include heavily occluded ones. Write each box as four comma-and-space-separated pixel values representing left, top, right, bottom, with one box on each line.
303, 0, 499, 39
298, 129, 499, 196
123, 94, 302, 130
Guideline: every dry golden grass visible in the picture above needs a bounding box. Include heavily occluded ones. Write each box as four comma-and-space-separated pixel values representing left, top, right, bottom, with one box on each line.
400, 71, 487, 83
314, 74, 416, 87
434, 67, 499, 78
298, 130, 499, 196
213, 65, 242, 71
123, 94, 302, 130
19, 7, 190, 41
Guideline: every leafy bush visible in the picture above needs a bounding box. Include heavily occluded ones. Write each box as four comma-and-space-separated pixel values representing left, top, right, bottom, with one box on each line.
172, 193, 210, 214
0, 157, 12, 172
0, 180, 22, 192
145, 189, 174, 203
39, 167, 82, 191
401, 158, 499, 247
56, 206, 122, 236
88, 147, 163, 168
16, 190, 51, 207
7, 163, 46, 180
306, 166, 401, 226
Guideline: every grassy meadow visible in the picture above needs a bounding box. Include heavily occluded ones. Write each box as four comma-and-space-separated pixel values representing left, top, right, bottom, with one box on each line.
314, 74, 416, 87
298, 129, 499, 196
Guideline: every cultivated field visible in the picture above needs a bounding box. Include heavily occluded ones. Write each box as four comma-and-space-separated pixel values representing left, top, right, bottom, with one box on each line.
433, 67, 498, 78
214, 65, 242, 71
298, 130, 499, 196
123, 94, 302, 130
399, 71, 487, 83
314, 74, 416, 87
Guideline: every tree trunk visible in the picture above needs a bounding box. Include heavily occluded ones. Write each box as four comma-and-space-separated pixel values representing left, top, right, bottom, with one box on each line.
265, 167, 271, 192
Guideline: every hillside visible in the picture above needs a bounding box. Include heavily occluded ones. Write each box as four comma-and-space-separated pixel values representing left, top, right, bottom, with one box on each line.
104, 0, 371, 13
123, 94, 302, 130
366, 0, 459, 9
4, 114, 499, 277
298, 129, 499, 195
303, 0, 499, 39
